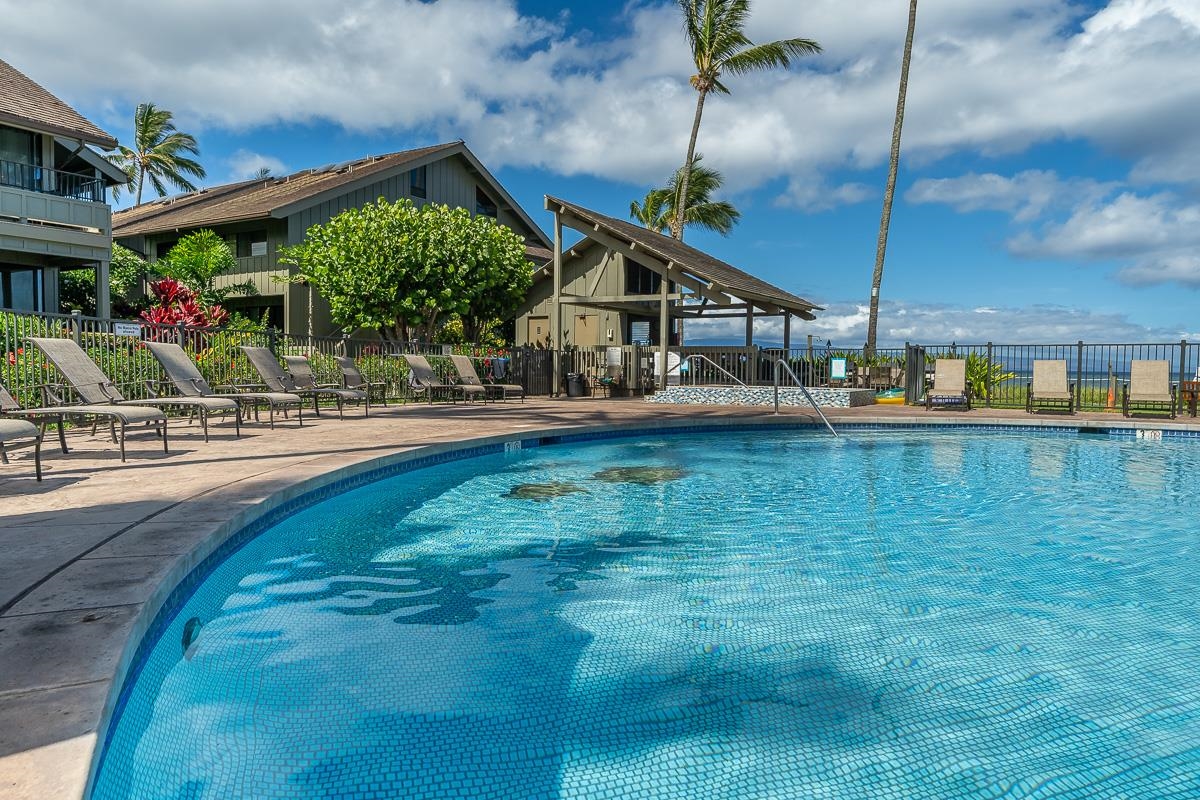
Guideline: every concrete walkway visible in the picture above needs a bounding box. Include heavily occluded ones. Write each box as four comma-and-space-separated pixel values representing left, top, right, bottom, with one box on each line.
0, 398, 1195, 799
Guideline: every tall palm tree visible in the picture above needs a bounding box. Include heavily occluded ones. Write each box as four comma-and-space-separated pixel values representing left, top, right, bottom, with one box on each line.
112, 103, 206, 206
632, 155, 741, 236
865, 0, 919, 356
672, 0, 820, 240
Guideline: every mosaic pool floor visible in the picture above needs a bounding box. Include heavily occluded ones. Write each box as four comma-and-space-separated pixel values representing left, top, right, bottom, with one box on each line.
91, 430, 1200, 798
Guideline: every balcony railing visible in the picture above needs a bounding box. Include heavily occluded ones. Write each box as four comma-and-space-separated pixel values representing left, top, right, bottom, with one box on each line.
0, 159, 104, 203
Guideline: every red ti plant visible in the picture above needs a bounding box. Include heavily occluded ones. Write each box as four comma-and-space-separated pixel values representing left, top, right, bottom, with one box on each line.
140, 279, 230, 335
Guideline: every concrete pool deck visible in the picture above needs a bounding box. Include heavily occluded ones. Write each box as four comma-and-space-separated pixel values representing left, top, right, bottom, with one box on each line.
2, 397, 1198, 799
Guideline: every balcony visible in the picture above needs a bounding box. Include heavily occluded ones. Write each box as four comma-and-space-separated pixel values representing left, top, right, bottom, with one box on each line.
0, 159, 104, 203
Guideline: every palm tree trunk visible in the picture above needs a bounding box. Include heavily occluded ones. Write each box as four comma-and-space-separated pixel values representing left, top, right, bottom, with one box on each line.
865, 0, 918, 356
135, 167, 144, 207
671, 89, 708, 241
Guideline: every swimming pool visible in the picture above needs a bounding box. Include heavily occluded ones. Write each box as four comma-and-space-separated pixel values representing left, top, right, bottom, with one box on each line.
90, 428, 1200, 798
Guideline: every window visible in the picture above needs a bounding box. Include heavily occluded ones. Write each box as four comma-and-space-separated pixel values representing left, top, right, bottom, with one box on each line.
409, 165, 427, 198
155, 240, 178, 260
476, 186, 497, 218
237, 231, 269, 258
0, 125, 39, 191
624, 260, 662, 295
0, 268, 41, 311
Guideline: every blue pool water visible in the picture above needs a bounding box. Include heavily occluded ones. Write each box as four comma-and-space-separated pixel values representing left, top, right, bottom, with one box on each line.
91, 429, 1200, 799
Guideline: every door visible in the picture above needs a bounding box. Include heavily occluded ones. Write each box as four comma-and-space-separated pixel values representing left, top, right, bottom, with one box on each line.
527, 316, 549, 346
573, 314, 598, 346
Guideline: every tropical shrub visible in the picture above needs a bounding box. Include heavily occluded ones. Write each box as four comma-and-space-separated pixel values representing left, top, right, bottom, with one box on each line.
140, 279, 230, 330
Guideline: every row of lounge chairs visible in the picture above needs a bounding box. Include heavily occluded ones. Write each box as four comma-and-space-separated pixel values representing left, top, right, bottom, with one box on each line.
0, 339, 523, 481
925, 358, 1180, 418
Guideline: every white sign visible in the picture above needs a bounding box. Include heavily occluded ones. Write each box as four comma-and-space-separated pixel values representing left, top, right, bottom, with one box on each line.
113, 322, 142, 337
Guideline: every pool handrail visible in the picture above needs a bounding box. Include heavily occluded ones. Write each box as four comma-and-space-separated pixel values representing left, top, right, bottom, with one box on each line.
665, 354, 748, 387
773, 359, 838, 437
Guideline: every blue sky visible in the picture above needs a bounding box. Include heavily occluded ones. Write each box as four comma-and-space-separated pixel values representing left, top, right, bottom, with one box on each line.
3, 0, 1197, 345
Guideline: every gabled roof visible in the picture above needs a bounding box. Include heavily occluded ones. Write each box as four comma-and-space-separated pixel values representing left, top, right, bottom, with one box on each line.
0, 58, 118, 149
112, 141, 552, 250
544, 196, 822, 319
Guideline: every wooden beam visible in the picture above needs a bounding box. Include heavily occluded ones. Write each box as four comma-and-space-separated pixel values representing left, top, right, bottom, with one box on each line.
559, 293, 683, 305
551, 210, 563, 392
559, 214, 735, 306
585, 250, 611, 296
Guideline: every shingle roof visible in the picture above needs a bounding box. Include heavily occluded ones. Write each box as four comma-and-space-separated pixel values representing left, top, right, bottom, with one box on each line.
0, 58, 117, 149
545, 196, 822, 318
113, 143, 462, 236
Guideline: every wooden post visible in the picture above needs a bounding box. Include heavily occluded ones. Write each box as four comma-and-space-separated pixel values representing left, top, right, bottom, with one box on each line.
745, 305, 754, 347
551, 210, 563, 396
659, 270, 669, 390
782, 313, 792, 352
95, 259, 111, 318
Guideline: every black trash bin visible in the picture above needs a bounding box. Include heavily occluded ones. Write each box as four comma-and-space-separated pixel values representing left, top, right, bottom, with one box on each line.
565, 373, 587, 397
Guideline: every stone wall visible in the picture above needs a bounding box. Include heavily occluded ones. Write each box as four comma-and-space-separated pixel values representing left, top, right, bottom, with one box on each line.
645, 386, 877, 407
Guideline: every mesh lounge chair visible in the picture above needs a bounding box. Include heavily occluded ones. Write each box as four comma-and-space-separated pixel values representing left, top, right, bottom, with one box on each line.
144, 341, 304, 429
239, 346, 357, 419
335, 356, 387, 408
30, 336, 238, 442
282, 355, 369, 417
0, 414, 42, 481
1026, 359, 1074, 414
1124, 360, 1176, 419
924, 358, 971, 410
0, 379, 166, 462
403, 354, 485, 403
450, 355, 524, 402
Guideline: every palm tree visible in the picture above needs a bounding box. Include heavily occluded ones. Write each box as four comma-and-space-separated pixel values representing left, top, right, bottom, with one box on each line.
630, 189, 670, 233
865, 0, 918, 356
672, 0, 820, 240
112, 103, 206, 206
631, 155, 741, 236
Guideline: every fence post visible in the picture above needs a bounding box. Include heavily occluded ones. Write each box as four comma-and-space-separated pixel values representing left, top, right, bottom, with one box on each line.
985, 341, 993, 408
1179, 339, 1188, 415
176, 322, 185, 346
268, 326, 279, 355
70, 309, 82, 346
1076, 340, 1084, 410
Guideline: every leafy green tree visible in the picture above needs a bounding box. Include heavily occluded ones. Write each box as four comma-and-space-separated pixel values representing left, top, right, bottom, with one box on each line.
672, 0, 820, 239
57, 244, 150, 315
281, 198, 533, 342
111, 103, 206, 205
630, 155, 740, 236
157, 230, 255, 305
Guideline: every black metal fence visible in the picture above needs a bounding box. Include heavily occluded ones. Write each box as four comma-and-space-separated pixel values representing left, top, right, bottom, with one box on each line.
2, 307, 1194, 413
0, 308, 555, 408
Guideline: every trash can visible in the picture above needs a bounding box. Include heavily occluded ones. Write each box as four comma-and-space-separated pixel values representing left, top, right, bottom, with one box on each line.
565, 373, 587, 397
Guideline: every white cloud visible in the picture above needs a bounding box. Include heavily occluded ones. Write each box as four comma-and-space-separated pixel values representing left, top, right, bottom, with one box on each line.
226, 149, 288, 181
4, 0, 1200, 194
777, 177, 874, 212
684, 299, 1194, 347
907, 170, 1117, 223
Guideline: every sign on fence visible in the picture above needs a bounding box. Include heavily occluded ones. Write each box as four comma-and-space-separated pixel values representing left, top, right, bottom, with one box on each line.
112, 322, 142, 337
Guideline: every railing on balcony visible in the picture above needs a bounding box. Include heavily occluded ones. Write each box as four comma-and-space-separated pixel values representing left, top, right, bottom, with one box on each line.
0, 159, 104, 203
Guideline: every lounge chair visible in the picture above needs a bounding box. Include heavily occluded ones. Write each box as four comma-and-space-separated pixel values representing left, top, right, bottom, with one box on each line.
924, 358, 971, 410
0, 379, 166, 462
335, 356, 387, 408
144, 341, 304, 429
239, 346, 357, 419
1124, 360, 1176, 419
282, 355, 369, 417
403, 354, 485, 403
450, 355, 524, 402
31, 336, 239, 443
0, 412, 42, 481
1026, 359, 1074, 414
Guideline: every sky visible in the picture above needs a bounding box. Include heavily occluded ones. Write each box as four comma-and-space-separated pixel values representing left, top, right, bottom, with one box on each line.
3, 0, 1198, 346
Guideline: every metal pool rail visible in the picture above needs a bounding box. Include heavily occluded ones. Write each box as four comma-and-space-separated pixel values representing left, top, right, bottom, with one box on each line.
773, 359, 837, 437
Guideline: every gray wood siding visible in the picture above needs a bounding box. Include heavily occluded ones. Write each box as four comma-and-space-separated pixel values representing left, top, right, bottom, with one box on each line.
515, 246, 628, 347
